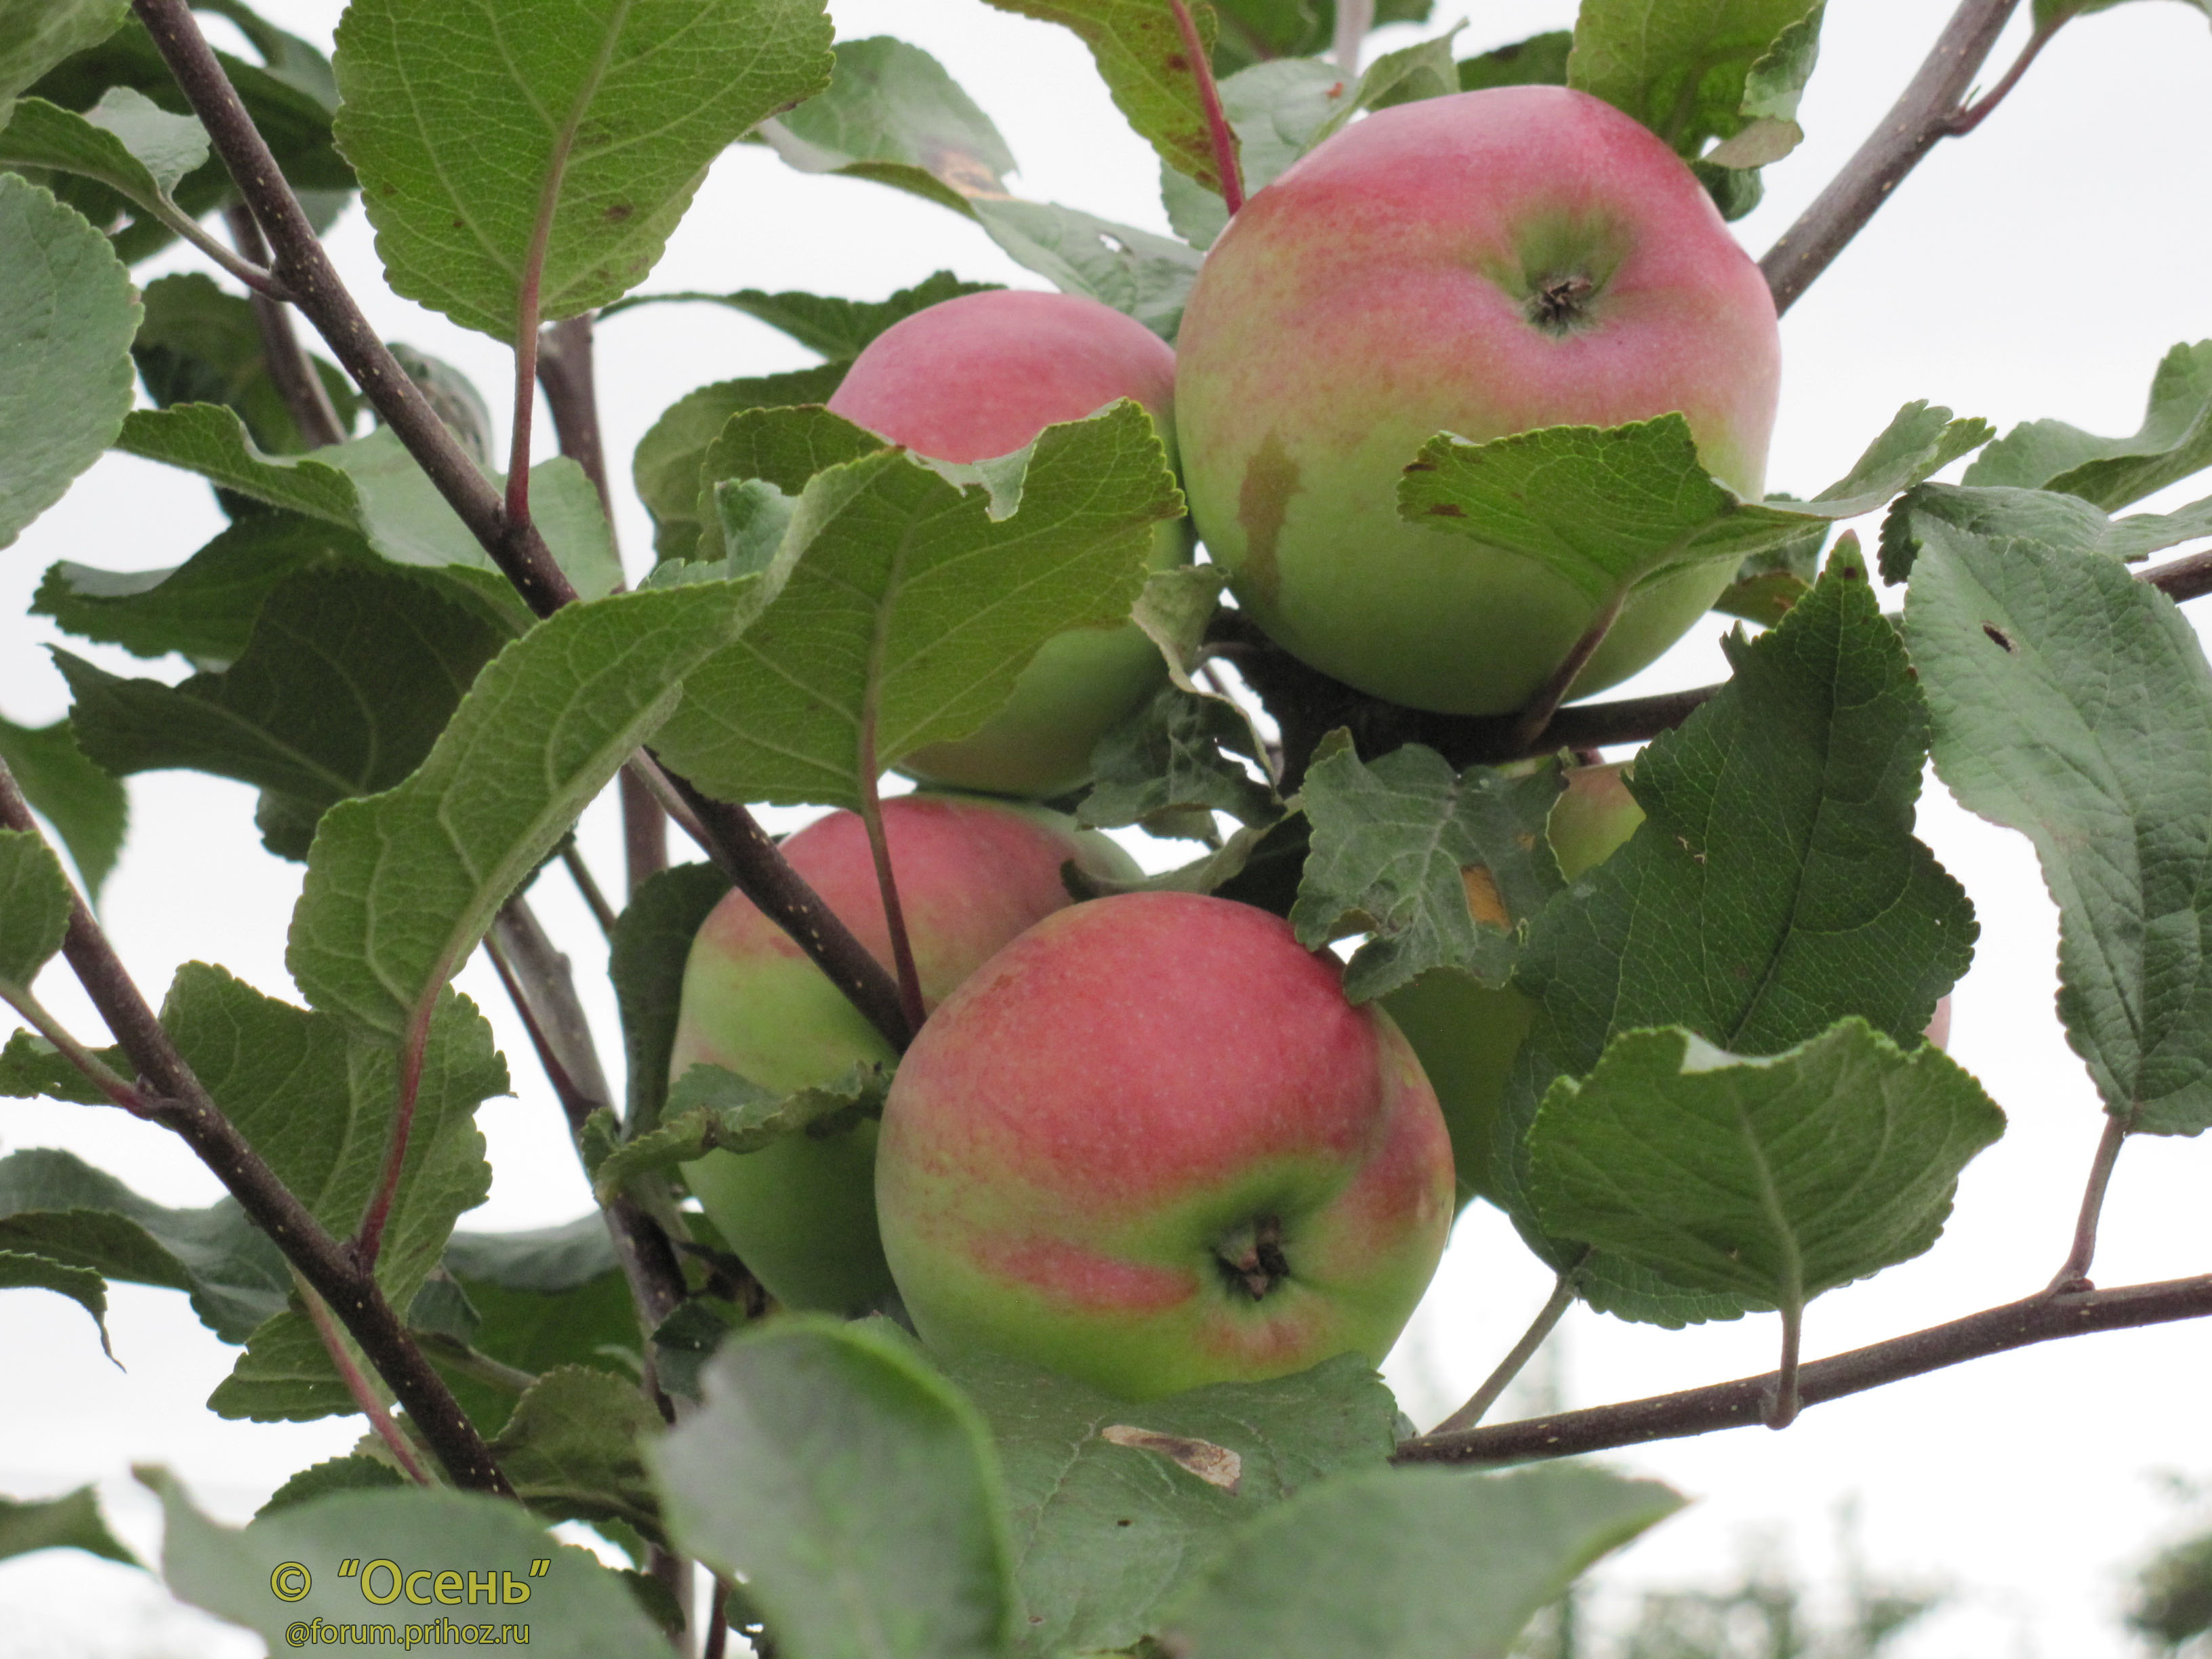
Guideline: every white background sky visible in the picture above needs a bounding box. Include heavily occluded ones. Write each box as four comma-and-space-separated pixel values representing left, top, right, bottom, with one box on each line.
3, 1, 2211, 1654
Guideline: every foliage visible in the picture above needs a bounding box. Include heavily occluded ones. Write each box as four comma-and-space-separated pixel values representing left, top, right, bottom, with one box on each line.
0, 0, 2208, 1654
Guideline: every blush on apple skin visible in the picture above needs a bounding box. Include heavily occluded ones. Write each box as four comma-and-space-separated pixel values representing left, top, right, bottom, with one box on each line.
1175, 84, 1782, 717
671, 793, 1138, 1315
876, 890, 1455, 1400
825, 289, 1191, 798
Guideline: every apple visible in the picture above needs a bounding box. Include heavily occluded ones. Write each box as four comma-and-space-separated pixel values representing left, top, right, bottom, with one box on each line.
1174, 85, 1782, 716
1382, 760, 1641, 1207
825, 289, 1190, 796
670, 792, 1139, 1313
874, 889, 1454, 1399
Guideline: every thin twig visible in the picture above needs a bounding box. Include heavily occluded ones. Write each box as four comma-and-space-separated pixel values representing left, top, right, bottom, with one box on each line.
619, 769, 670, 899
163, 203, 289, 297
1759, 0, 2024, 315
224, 203, 344, 448
2047, 1113, 2129, 1292
1332, 0, 1374, 79
2145, 545, 2212, 605
296, 1272, 433, 1485
560, 841, 619, 939
485, 900, 690, 1334
1166, 0, 1244, 213
130, 0, 575, 617
1429, 1254, 1585, 1437
1395, 1270, 2212, 1466
0, 760, 514, 1496
703, 1577, 731, 1659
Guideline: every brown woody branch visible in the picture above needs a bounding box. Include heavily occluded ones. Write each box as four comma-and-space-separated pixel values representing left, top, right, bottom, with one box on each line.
1395, 1271, 2212, 1466
224, 204, 346, 449
1759, 0, 2024, 316
0, 761, 513, 1496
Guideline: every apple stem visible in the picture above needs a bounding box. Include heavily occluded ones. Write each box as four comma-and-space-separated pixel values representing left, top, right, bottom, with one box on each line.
855, 763, 929, 1038
1166, 0, 1245, 214
1429, 1251, 1586, 1437
1509, 591, 1629, 755
2047, 1112, 2129, 1294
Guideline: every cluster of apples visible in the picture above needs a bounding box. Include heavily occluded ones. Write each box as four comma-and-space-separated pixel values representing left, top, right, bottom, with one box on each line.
670, 86, 1782, 1398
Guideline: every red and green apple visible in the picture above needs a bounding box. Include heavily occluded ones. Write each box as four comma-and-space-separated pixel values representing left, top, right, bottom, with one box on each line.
669, 792, 1136, 1313
874, 889, 1454, 1398
1174, 85, 1782, 715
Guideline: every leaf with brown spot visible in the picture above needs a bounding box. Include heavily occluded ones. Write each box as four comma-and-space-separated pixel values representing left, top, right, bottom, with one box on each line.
1101, 1426, 1244, 1494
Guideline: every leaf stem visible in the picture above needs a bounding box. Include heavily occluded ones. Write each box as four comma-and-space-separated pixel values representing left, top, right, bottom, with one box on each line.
0, 983, 150, 1115
1429, 1252, 1586, 1437
1512, 591, 1627, 756
1395, 1269, 2212, 1467
1759, 0, 2024, 315
413, 1330, 540, 1397
703, 1577, 731, 1659
2047, 1112, 2129, 1293
1765, 1298, 1804, 1430
1331, 0, 1373, 79
296, 1271, 433, 1485
224, 203, 344, 448
1166, 0, 1244, 213
855, 769, 926, 1036
1944, 16, 2066, 136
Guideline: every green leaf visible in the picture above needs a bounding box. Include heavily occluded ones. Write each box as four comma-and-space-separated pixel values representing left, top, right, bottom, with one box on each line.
115, 403, 359, 523
1079, 684, 1277, 841
758, 37, 1014, 215
1568, 0, 1824, 165
2036, 0, 2212, 30
0, 173, 139, 550
116, 411, 621, 600
651, 1317, 1015, 1659
57, 563, 508, 836
0, 1145, 291, 1343
0, 89, 207, 232
209, 1309, 357, 1421
687, 400, 887, 565
0, 1484, 136, 1567
1504, 555, 1976, 1322
1530, 1021, 2003, 1322
388, 345, 495, 469
257, 1456, 408, 1519
609, 862, 732, 1139
288, 582, 757, 1042
1881, 483, 2212, 586
148, 1471, 668, 1657
1291, 737, 1564, 1002
130, 272, 358, 457
1903, 504, 2212, 1135
632, 364, 850, 562
0, 1248, 114, 1357
1208, 0, 1435, 75
1160, 58, 1347, 249
490, 1366, 665, 1539
0, 714, 125, 899
1458, 30, 1574, 91
443, 1218, 640, 1431
607, 271, 998, 357
333, 0, 832, 337
1397, 404, 1990, 612
0, 830, 70, 989
948, 1349, 1398, 1656
1713, 513, 1828, 626
0, 0, 122, 127
165, 964, 506, 1319
985, 0, 1232, 194
652, 401, 1181, 810
592, 1062, 887, 1200
1158, 1462, 1683, 1659
1962, 340, 2212, 512
0, 1029, 116, 1105
971, 197, 1202, 340
33, 511, 380, 668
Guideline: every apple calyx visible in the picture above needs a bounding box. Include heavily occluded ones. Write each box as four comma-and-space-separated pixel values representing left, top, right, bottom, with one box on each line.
1529, 270, 1598, 333
1214, 1214, 1292, 1300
